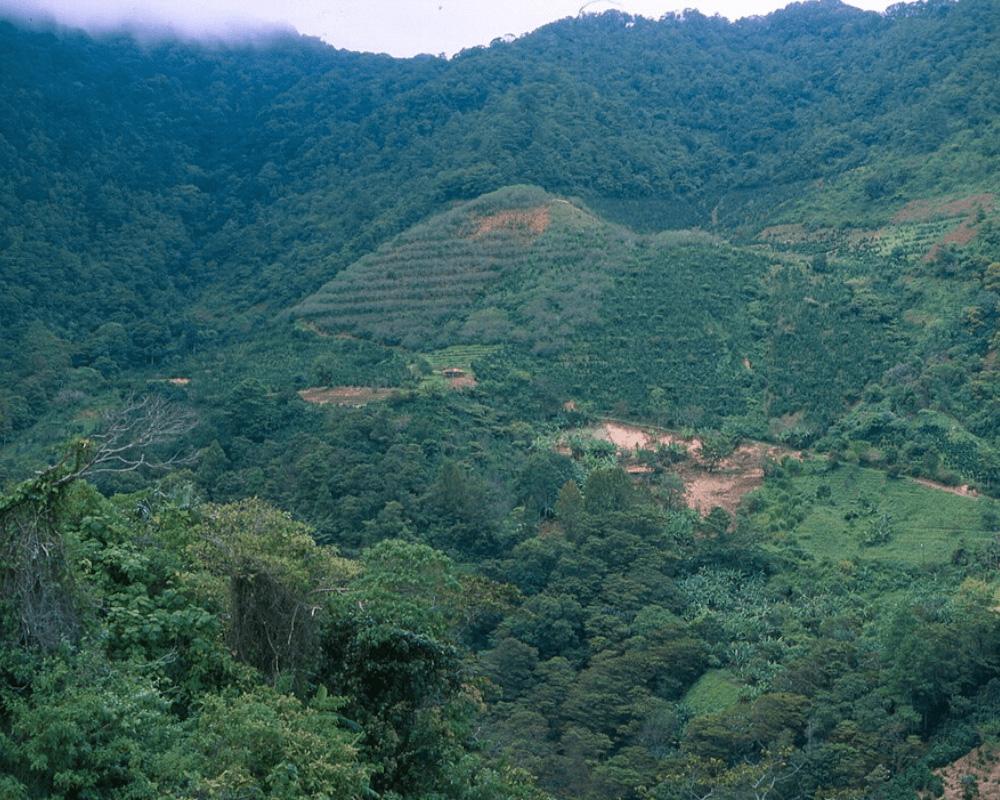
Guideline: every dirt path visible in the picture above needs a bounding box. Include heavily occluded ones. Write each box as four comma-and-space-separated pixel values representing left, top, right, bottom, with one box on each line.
912, 477, 979, 499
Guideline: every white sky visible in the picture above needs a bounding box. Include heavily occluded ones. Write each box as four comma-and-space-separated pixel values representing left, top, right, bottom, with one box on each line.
1, 0, 897, 56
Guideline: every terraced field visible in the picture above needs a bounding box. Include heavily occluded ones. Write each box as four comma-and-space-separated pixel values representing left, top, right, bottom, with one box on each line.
422, 345, 499, 372
292, 186, 623, 351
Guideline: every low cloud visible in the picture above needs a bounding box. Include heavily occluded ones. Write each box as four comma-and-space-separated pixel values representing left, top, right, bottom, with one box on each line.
0, 0, 294, 43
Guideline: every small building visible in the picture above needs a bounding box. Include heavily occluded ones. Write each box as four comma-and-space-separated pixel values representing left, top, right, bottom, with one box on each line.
441, 367, 465, 378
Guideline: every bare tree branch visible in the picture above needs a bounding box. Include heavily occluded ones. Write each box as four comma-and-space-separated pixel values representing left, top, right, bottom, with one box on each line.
45, 394, 197, 487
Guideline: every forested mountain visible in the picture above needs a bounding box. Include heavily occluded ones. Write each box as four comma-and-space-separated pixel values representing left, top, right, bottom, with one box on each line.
2, 1, 1000, 798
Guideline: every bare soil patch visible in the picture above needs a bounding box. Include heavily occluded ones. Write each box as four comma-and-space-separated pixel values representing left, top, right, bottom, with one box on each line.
585, 420, 703, 457
298, 386, 396, 406
941, 220, 980, 246
166, 377, 190, 386
680, 441, 801, 516
925, 219, 982, 261
569, 421, 800, 516
893, 193, 994, 224
447, 374, 478, 390
924, 746, 1000, 800
680, 465, 763, 516
912, 477, 979, 499
437, 367, 477, 390
470, 205, 551, 238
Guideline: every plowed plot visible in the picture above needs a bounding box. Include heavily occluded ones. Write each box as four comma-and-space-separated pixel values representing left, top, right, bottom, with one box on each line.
568, 421, 800, 516
471, 205, 550, 238
892, 193, 994, 223
298, 386, 395, 406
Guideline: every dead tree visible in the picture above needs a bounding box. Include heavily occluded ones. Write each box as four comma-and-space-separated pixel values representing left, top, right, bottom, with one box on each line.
1, 395, 195, 650
47, 394, 196, 487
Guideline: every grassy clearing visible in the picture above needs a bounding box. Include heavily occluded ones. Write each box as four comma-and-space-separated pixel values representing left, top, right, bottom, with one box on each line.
756, 463, 997, 565
682, 669, 744, 715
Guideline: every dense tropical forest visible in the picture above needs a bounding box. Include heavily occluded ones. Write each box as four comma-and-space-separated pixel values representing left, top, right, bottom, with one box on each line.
2, 0, 1000, 797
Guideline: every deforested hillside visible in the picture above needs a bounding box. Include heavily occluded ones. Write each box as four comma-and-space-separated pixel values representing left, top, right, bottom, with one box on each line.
2, 0, 998, 345
1, 0, 997, 487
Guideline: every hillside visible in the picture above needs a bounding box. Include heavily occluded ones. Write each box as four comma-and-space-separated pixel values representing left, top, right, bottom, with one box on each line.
292, 186, 619, 352
2, 2, 1000, 799
293, 181, 998, 489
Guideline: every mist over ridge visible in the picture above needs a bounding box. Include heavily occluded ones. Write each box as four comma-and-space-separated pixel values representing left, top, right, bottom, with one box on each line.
0, 0, 295, 45
1, 0, 903, 54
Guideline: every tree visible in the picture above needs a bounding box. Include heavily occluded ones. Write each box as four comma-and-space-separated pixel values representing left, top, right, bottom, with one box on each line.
45, 394, 196, 488
517, 451, 577, 518
584, 467, 633, 514
699, 432, 737, 472
555, 479, 585, 534
189, 686, 370, 800
195, 499, 354, 688
320, 540, 471, 796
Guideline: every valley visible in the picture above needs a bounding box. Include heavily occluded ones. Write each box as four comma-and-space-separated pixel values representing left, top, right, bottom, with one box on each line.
1, 1, 1000, 798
